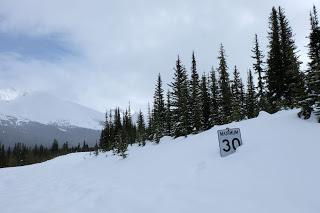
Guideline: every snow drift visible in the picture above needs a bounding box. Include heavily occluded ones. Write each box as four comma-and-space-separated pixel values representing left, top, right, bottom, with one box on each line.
0, 109, 319, 213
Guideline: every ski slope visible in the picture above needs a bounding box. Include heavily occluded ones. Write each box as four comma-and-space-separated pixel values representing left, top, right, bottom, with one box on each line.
0, 110, 319, 213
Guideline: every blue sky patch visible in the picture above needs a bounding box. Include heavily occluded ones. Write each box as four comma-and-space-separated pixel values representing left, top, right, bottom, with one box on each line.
0, 32, 77, 61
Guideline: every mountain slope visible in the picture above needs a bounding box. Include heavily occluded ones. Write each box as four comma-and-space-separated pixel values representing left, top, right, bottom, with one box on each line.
0, 89, 104, 130
0, 114, 101, 147
0, 110, 319, 213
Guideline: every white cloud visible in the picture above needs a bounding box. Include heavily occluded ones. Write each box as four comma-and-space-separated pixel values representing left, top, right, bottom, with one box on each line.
0, 0, 317, 112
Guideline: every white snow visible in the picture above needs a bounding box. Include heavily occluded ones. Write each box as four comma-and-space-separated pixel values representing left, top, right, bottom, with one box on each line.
0, 109, 319, 213
0, 90, 104, 130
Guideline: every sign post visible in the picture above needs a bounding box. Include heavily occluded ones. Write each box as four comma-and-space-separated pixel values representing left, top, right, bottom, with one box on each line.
217, 128, 243, 157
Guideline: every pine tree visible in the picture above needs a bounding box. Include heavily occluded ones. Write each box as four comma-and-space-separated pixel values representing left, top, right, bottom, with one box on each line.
300, 5, 320, 121
246, 69, 258, 118
189, 52, 202, 133
252, 34, 267, 111
146, 103, 154, 140
152, 74, 166, 143
110, 108, 128, 158
231, 66, 243, 121
200, 73, 211, 130
278, 7, 305, 108
217, 44, 232, 124
165, 90, 173, 136
0, 143, 6, 168
209, 67, 220, 126
239, 80, 246, 120
51, 139, 59, 155
170, 56, 191, 138
136, 110, 146, 146
266, 7, 284, 112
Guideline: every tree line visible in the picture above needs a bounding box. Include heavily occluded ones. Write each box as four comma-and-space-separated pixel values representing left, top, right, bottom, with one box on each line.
99, 5, 320, 158
0, 140, 96, 168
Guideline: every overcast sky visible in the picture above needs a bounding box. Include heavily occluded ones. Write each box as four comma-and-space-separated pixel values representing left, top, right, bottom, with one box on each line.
0, 0, 317, 113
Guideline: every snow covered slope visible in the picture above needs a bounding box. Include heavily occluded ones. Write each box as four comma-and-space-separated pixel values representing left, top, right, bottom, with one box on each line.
0, 89, 104, 130
0, 110, 319, 213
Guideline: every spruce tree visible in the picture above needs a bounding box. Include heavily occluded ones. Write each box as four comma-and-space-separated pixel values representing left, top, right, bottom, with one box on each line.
136, 110, 146, 146
300, 5, 320, 121
252, 34, 267, 111
146, 103, 154, 140
209, 67, 220, 126
278, 7, 305, 108
246, 69, 258, 118
217, 44, 232, 124
266, 7, 284, 112
152, 74, 166, 143
165, 90, 173, 136
231, 66, 243, 121
169, 56, 191, 138
200, 73, 211, 130
239, 80, 246, 120
189, 52, 202, 133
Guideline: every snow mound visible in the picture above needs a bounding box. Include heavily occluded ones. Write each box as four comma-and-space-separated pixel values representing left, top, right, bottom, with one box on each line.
257, 110, 270, 118
0, 109, 319, 213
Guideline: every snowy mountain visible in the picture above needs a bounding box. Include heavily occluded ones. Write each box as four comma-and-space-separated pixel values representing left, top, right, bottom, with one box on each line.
0, 88, 105, 130
0, 109, 319, 213
0, 89, 104, 147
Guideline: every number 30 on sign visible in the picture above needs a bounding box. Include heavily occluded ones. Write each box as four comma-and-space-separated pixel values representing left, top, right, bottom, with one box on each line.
217, 128, 243, 157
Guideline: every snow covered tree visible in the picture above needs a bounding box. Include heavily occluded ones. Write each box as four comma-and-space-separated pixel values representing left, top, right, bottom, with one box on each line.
217, 44, 232, 124
169, 56, 191, 138
300, 5, 320, 121
189, 52, 202, 133
152, 74, 166, 143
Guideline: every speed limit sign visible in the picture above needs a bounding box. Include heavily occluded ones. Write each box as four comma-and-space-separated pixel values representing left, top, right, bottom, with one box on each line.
217, 128, 243, 157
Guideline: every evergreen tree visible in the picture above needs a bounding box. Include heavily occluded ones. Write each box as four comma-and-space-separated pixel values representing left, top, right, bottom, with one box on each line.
252, 34, 267, 111
146, 103, 154, 140
266, 7, 284, 112
136, 110, 146, 146
165, 90, 173, 136
112, 108, 128, 158
239, 80, 246, 120
246, 69, 258, 118
200, 73, 211, 130
217, 44, 233, 124
231, 66, 243, 121
300, 5, 320, 121
209, 67, 220, 126
170, 56, 191, 137
51, 139, 59, 155
0, 143, 6, 168
152, 74, 166, 143
189, 52, 202, 133
278, 7, 305, 108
